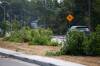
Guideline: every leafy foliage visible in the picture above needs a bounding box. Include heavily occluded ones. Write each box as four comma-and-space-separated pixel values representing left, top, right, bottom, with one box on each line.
4, 27, 58, 46
11, 19, 21, 31
0, 20, 11, 36
29, 28, 53, 45
0, 0, 100, 34
61, 25, 100, 56
4, 27, 32, 42
61, 31, 85, 55
83, 25, 100, 55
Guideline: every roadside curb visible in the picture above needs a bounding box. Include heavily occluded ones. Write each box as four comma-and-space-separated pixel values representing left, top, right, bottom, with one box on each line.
0, 48, 85, 66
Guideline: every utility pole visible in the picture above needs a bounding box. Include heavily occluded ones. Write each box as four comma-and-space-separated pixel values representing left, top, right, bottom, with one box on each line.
0, 1, 11, 36
0, 2, 6, 24
88, 0, 92, 31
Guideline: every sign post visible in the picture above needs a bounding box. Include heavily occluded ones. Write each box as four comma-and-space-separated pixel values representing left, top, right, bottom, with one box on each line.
66, 14, 74, 23
66, 14, 74, 29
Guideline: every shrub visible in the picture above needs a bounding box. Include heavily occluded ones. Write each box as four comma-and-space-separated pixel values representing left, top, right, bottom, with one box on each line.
20, 27, 32, 42
61, 31, 85, 55
6, 31, 22, 42
4, 27, 32, 42
61, 25, 100, 56
5, 27, 55, 45
83, 25, 100, 55
29, 28, 53, 45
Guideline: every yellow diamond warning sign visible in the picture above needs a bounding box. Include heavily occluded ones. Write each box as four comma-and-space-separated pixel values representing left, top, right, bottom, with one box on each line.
66, 14, 74, 23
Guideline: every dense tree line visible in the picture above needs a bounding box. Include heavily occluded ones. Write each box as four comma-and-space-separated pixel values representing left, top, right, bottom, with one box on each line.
0, 0, 99, 35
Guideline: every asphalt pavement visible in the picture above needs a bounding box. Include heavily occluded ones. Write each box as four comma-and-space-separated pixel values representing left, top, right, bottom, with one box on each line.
0, 58, 40, 66
0, 48, 85, 66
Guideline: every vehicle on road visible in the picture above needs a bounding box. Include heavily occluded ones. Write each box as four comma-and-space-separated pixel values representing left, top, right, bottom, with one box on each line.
67, 26, 90, 35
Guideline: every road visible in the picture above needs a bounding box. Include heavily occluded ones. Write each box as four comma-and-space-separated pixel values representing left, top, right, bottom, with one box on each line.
0, 57, 40, 66
51, 35, 66, 44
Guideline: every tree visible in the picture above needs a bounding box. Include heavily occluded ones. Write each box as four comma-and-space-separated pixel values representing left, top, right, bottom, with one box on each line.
11, 19, 21, 31
91, 0, 100, 31
74, 0, 89, 25
74, 0, 100, 31
0, 20, 10, 36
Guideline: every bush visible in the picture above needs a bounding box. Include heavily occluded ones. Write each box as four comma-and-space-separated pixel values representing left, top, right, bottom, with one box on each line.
20, 27, 32, 42
29, 28, 53, 45
5, 27, 55, 46
4, 27, 33, 42
83, 25, 100, 55
5, 31, 22, 42
61, 31, 85, 55
61, 25, 100, 56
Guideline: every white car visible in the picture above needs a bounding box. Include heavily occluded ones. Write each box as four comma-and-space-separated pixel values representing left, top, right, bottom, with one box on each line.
68, 26, 90, 35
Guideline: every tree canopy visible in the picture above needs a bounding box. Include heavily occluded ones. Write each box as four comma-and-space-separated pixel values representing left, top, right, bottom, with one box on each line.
0, 0, 99, 34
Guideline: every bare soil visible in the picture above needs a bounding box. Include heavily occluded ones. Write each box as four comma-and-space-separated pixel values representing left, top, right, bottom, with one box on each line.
0, 40, 60, 56
53, 56, 100, 66
0, 40, 100, 66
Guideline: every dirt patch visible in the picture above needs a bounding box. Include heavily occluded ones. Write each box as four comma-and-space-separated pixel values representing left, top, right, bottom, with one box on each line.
0, 40, 60, 56
53, 56, 100, 66
0, 40, 100, 66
